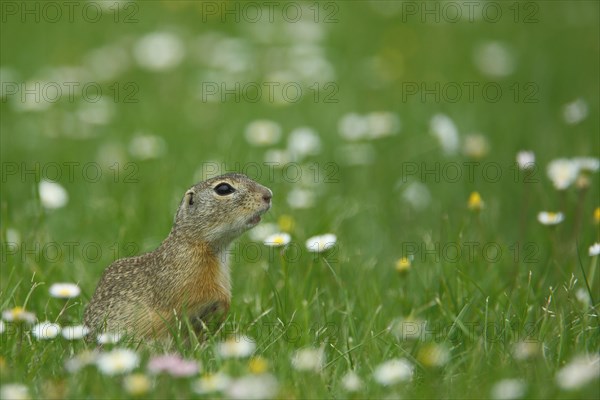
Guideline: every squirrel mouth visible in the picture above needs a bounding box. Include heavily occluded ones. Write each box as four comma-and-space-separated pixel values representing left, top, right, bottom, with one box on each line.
248, 214, 261, 225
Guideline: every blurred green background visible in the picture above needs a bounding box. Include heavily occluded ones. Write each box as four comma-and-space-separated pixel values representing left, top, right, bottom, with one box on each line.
1, 1, 599, 399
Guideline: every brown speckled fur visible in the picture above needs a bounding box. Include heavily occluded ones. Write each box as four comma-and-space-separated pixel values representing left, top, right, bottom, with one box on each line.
83, 173, 272, 338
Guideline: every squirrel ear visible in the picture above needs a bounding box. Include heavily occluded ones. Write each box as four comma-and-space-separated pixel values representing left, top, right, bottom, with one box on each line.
184, 190, 194, 206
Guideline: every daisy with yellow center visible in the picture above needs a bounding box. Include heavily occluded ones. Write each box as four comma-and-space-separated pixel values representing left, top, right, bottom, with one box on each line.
537, 211, 564, 225
2, 307, 36, 323
49, 283, 81, 299
263, 233, 291, 247
467, 191, 484, 211
123, 374, 152, 396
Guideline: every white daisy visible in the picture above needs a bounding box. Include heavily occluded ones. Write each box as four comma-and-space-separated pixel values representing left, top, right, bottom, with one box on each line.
96, 348, 139, 375
97, 331, 123, 344
490, 379, 526, 400
287, 127, 321, 159
0, 320, 4, 334
217, 336, 256, 358
133, 32, 184, 71
65, 350, 99, 373
62, 325, 90, 340
129, 134, 167, 160
547, 159, 579, 190
430, 114, 459, 155
462, 134, 490, 158
2, 307, 36, 323
263, 233, 291, 247
192, 372, 232, 394
366, 112, 400, 139
573, 157, 600, 173
39, 180, 69, 209
225, 374, 279, 400
516, 151, 535, 170
589, 243, 600, 256
555, 354, 600, 390
31, 321, 61, 339
537, 212, 564, 226
562, 98, 588, 125
305, 234, 337, 253
287, 188, 315, 209
0, 384, 29, 400
338, 113, 369, 141
473, 41, 515, 78
373, 358, 413, 385
291, 347, 325, 372
244, 120, 282, 146
49, 283, 81, 299
341, 371, 363, 392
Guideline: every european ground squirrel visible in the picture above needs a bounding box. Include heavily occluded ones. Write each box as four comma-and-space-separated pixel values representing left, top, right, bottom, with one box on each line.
83, 173, 272, 338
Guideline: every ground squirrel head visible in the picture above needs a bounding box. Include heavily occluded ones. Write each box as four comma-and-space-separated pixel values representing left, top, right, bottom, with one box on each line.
173, 173, 272, 246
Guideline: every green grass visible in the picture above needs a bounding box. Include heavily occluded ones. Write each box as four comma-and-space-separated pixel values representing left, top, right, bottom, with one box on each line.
1, 1, 599, 398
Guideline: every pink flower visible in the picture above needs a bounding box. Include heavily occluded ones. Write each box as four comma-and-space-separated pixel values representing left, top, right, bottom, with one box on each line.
147, 354, 199, 377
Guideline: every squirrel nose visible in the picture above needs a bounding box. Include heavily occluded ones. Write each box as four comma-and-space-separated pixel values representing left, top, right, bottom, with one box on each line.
262, 190, 272, 204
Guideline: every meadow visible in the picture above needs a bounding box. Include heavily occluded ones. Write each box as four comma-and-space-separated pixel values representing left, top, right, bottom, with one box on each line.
1, 1, 599, 398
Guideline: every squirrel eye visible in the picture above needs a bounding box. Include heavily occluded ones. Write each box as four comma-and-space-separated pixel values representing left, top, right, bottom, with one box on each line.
214, 182, 235, 196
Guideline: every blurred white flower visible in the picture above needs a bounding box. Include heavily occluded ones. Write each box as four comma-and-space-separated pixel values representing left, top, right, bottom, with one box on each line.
263, 233, 291, 247
77, 99, 114, 125
249, 223, 279, 242
129, 134, 167, 160
2, 307, 36, 323
555, 354, 600, 390
62, 325, 90, 340
39, 180, 69, 209
430, 114, 459, 155
264, 149, 292, 165
390, 318, 427, 341
96, 348, 139, 375
133, 32, 185, 71
562, 98, 588, 125
97, 331, 123, 344
511, 341, 540, 361
547, 159, 579, 190
12, 80, 53, 112
291, 347, 325, 372
336, 144, 376, 166
373, 358, 413, 385
589, 243, 600, 256
31, 321, 61, 339
575, 288, 591, 307
516, 151, 535, 170
366, 112, 401, 138
217, 336, 256, 358
305, 234, 337, 253
572, 157, 600, 173
6, 228, 21, 243
287, 188, 316, 209
49, 283, 81, 299
85, 44, 131, 81
65, 350, 99, 373
0, 384, 29, 400
0, 320, 4, 334
537, 211, 564, 226
192, 372, 232, 394
338, 113, 369, 141
341, 371, 363, 392
225, 374, 279, 400
417, 343, 450, 367
473, 41, 515, 77
462, 134, 490, 158
401, 181, 431, 212
245, 120, 282, 146
287, 127, 321, 159
123, 373, 152, 396
490, 379, 526, 400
